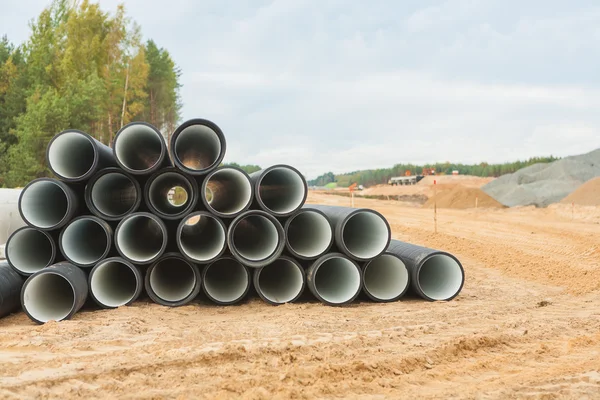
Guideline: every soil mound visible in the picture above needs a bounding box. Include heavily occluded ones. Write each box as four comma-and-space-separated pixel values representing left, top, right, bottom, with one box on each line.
560, 177, 600, 206
423, 185, 504, 209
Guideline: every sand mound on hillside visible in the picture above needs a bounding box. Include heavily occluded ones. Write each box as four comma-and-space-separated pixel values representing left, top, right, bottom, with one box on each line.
560, 177, 600, 206
423, 186, 504, 209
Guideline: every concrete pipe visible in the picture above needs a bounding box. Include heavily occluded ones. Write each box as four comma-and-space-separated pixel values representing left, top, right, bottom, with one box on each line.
0, 262, 24, 318
18, 178, 79, 230
59, 216, 112, 267
202, 257, 250, 305
115, 212, 168, 264
227, 210, 285, 268
309, 205, 391, 262
250, 165, 307, 217
307, 253, 362, 306
21, 262, 88, 324
170, 119, 226, 176
362, 253, 410, 302
254, 256, 305, 305
47, 129, 115, 182
0, 188, 25, 245
284, 208, 333, 260
201, 166, 253, 218
145, 168, 198, 220
387, 240, 464, 301
5, 227, 57, 276
85, 168, 141, 221
89, 257, 143, 308
176, 212, 227, 264
113, 122, 171, 175
145, 253, 201, 306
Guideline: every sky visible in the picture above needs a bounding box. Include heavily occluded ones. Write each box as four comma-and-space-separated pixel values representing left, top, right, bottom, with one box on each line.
2, 0, 600, 179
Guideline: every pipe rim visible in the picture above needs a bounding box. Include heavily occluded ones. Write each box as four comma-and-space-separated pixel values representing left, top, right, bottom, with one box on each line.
416, 252, 465, 301
113, 121, 167, 175
201, 166, 253, 218
310, 253, 362, 306
115, 212, 168, 264
85, 168, 141, 220
145, 254, 201, 306
254, 164, 308, 217
176, 211, 227, 264
5, 227, 56, 276
362, 253, 410, 302
59, 216, 112, 267
170, 118, 226, 175
21, 270, 77, 324
46, 129, 99, 182
284, 208, 333, 260
89, 257, 142, 308
254, 256, 305, 305
339, 208, 391, 261
144, 168, 198, 220
202, 257, 250, 305
18, 178, 74, 230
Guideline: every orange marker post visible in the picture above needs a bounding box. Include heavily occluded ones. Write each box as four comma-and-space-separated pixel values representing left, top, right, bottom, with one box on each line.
434, 179, 437, 234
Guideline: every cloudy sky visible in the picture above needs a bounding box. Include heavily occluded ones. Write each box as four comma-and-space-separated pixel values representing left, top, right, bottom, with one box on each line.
2, 0, 600, 178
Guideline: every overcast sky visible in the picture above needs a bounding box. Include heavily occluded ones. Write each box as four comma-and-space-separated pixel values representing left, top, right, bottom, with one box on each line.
2, 0, 600, 178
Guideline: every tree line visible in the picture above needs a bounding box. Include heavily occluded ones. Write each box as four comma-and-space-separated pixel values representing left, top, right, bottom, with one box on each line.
0, 0, 181, 187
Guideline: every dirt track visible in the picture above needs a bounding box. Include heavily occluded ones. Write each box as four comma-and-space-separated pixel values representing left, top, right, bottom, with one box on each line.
1, 192, 599, 399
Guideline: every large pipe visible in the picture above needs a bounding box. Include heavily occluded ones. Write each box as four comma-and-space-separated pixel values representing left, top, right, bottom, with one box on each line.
47, 129, 115, 182
21, 262, 88, 324
145, 168, 198, 220
306, 253, 362, 306
176, 212, 227, 264
5, 227, 57, 276
89, 257, 143, 308
115, 212, 167, 264
59, 216, 112, 267
201, 166, 253, 218
170, 119, 226, 176
308, 205, 390, 261
0, 261, 24, 318
85, 168, 141, 221
145, 253, 201, 306
202, 257, 250, 305
227, 210, 285, 268
0, 188, 26, 245
254, 256, 305, 305
249, 165, 307, 217
284, 208, 333, 260
387, 240, 465, 301
113, 122, 171, 175
18, 178, 79, 230
362, 252, 410, 302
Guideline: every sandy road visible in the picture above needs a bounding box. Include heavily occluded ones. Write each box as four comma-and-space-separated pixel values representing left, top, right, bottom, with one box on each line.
0, 192, 599, 399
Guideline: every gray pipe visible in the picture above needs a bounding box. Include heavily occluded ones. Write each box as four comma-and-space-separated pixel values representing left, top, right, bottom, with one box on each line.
145, 253, 201, 306
284, 208, 333, 260
227, 210, 285, 268
170, 118, 226, 175
5, 227, 57, 276
0, 261, 24, 318
386, 240, 464, 301
113, 122, 171, 175
202, 257, 250, 305
21, 262, 88, 324
0, 188, 25, 245
362, 252, 410, 302
18, 178, 79, 230
254, 256, 305, 305
47, 129, 115, 182
201, 166, 253, 217
145, 167, 198, 220
85, 168, 141, 220
89, 257, 143, 308
59, 216, 112, 267
176, 211, 227, 264
249, 165, 307, 217
115, 212, 168, 264
308, 205, 390, 261
306, 253, 362, 306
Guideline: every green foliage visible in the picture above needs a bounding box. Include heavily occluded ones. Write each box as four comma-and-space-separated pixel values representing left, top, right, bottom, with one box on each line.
224, 163, 262, 174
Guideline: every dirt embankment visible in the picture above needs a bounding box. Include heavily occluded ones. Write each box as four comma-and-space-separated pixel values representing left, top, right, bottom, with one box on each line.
424, 186, 505, 209
561, 177, 600, 206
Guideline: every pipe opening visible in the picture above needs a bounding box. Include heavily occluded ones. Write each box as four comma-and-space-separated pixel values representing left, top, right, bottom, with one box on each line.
342, 211, 389, 259
418, 255, 463, 301
22, 272, 75, 323
91, 172, 138, 217
149, 258, 196, 302
257, 259, 303, 304
204, 259, 248, 303
258, 167, 305, 215
115, 124, 164, 172
174, 124, 222, 171
314, 257, 360, 304
61, 218, 109, 266
7, 229, 53, 274
232, 215, 279, 261
20, 180, 68, 229
117, 215, 165, 263
149, 172, 193, 216
48, 131, 95, 179
179, 214, 226, 262
287, 211, 332, 258
364, 254, 409, 301
168, 186, 188, 207
205, 168, 252, 215
91, 261, 138, 307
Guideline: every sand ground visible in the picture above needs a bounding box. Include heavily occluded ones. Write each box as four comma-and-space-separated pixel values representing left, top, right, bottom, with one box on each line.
1, 192, 599, 399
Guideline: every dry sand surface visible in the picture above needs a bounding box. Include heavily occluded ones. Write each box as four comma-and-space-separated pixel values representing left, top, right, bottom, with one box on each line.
1, 192, 600, 399
561, 177, 600, 206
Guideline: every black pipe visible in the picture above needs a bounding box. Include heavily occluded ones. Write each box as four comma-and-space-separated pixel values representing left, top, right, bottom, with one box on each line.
59, 216, 112, 268
254, 256, 305, 305
47, 129, 115, 182
5, 227, 58, 276
115, 212, 168, 264
144, 167, 198, 220
0, 261, 25, 318
249, 165, 307, 217
202, 257, 250, 305
21, 262, 88, 324
170, 118, 226, 176
85, 167, 141, 221
145, 253, 201, 307
18, 178, 80, 230
201, 166, 253, 218
362, 252, 410, 302
284, 207, 333, 260
176, 211, 227, 264
386, 240, 465, 301
306, 252, 362, 306
113, 122, 171, 175
89, 257, 143, 309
